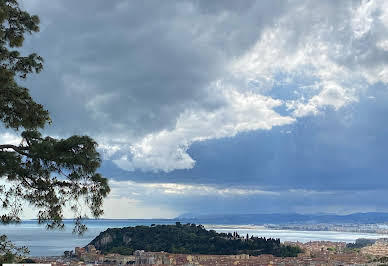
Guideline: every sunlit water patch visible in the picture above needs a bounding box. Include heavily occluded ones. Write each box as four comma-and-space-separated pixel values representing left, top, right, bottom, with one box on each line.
206, 225, 387, 243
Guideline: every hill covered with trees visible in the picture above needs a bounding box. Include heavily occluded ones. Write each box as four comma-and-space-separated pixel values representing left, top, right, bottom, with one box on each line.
88, 223, 302, 257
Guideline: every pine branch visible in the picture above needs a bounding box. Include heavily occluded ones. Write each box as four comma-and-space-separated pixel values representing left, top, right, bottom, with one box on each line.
0, 144, 29, 156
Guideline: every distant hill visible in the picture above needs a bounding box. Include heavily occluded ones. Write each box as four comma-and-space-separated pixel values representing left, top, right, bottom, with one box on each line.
88, 223, 302, 257
175, 212, 388, 225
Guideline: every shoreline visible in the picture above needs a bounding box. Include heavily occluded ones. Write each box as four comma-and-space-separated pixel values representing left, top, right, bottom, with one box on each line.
2, 223, 388, 257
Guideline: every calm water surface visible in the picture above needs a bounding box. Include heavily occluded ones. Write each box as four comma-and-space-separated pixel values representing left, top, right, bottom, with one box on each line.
1, 220, 387, 256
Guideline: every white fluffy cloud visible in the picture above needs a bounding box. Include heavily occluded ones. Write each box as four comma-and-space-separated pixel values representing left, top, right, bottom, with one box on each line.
287, 82, 358, 117
113, 87, 294, 172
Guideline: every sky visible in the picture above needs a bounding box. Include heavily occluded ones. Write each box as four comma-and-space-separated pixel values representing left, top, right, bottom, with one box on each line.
2, 0, 388, 218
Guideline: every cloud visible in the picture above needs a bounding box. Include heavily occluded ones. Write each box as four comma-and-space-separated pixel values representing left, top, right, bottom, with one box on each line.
113, 87, 294, 172
17, 174, 388, 218
98, 82, 388, 196
1, 0, 386, 217
102, 197, 179, 219
97, 180, 388, 217
94, 180, 279, 218
287, 82, 358, 117
116, 0, 388, 172
109, 180, 278, 197
13, 0, 388, 174
0, 132, 20, 146
16, 0, 290, 172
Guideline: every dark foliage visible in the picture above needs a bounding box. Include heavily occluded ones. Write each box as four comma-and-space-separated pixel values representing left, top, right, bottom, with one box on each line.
0, 0, 110, 262
89, 223, 302, 257
346, 238, 376, 249
0, 234, 28, 263
0, 0, 110, 233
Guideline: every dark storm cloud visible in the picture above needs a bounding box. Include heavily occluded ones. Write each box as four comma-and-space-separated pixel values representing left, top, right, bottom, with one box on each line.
15, 0, 387, 171
19, 0, 287, 138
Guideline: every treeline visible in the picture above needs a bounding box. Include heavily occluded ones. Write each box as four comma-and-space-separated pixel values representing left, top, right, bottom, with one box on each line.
89, 223, 302, 257
346, 238, 376, 249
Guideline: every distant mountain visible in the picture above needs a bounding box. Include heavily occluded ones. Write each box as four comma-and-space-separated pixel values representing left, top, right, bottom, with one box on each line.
175, 212, 388, 225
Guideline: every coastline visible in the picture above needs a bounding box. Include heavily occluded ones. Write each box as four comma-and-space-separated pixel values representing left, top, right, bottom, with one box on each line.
1, 221, 388, 257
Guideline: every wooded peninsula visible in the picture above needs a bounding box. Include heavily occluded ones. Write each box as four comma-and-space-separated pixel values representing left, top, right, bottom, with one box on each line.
89, 223, 302, 257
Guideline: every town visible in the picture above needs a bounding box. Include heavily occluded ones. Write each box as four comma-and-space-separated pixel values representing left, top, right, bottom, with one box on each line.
267, 223, 388, 235
30, 239, 388, 265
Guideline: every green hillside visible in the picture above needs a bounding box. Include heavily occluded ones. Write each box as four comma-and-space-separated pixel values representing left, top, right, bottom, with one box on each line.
88, 223, 302, 257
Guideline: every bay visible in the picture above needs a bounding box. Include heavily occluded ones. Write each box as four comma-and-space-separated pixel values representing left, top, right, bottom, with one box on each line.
0, 220, 387, 257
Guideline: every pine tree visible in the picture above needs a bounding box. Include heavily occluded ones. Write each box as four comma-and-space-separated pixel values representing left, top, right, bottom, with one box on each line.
0, 0, 110, 260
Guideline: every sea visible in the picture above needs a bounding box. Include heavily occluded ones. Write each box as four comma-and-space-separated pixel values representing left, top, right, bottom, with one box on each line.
1, 219, 387, 257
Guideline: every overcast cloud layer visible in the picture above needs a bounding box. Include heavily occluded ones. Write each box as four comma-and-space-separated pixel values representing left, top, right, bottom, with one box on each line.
3, 0, 388, 218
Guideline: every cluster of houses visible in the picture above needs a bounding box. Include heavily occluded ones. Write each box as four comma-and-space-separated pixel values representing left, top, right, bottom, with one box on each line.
73, 245, 135, 264
361, 239, 388, 256
33, 240, 388, 265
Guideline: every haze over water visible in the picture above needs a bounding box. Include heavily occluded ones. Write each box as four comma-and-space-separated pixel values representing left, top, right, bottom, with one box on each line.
1, 220, 386, 257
